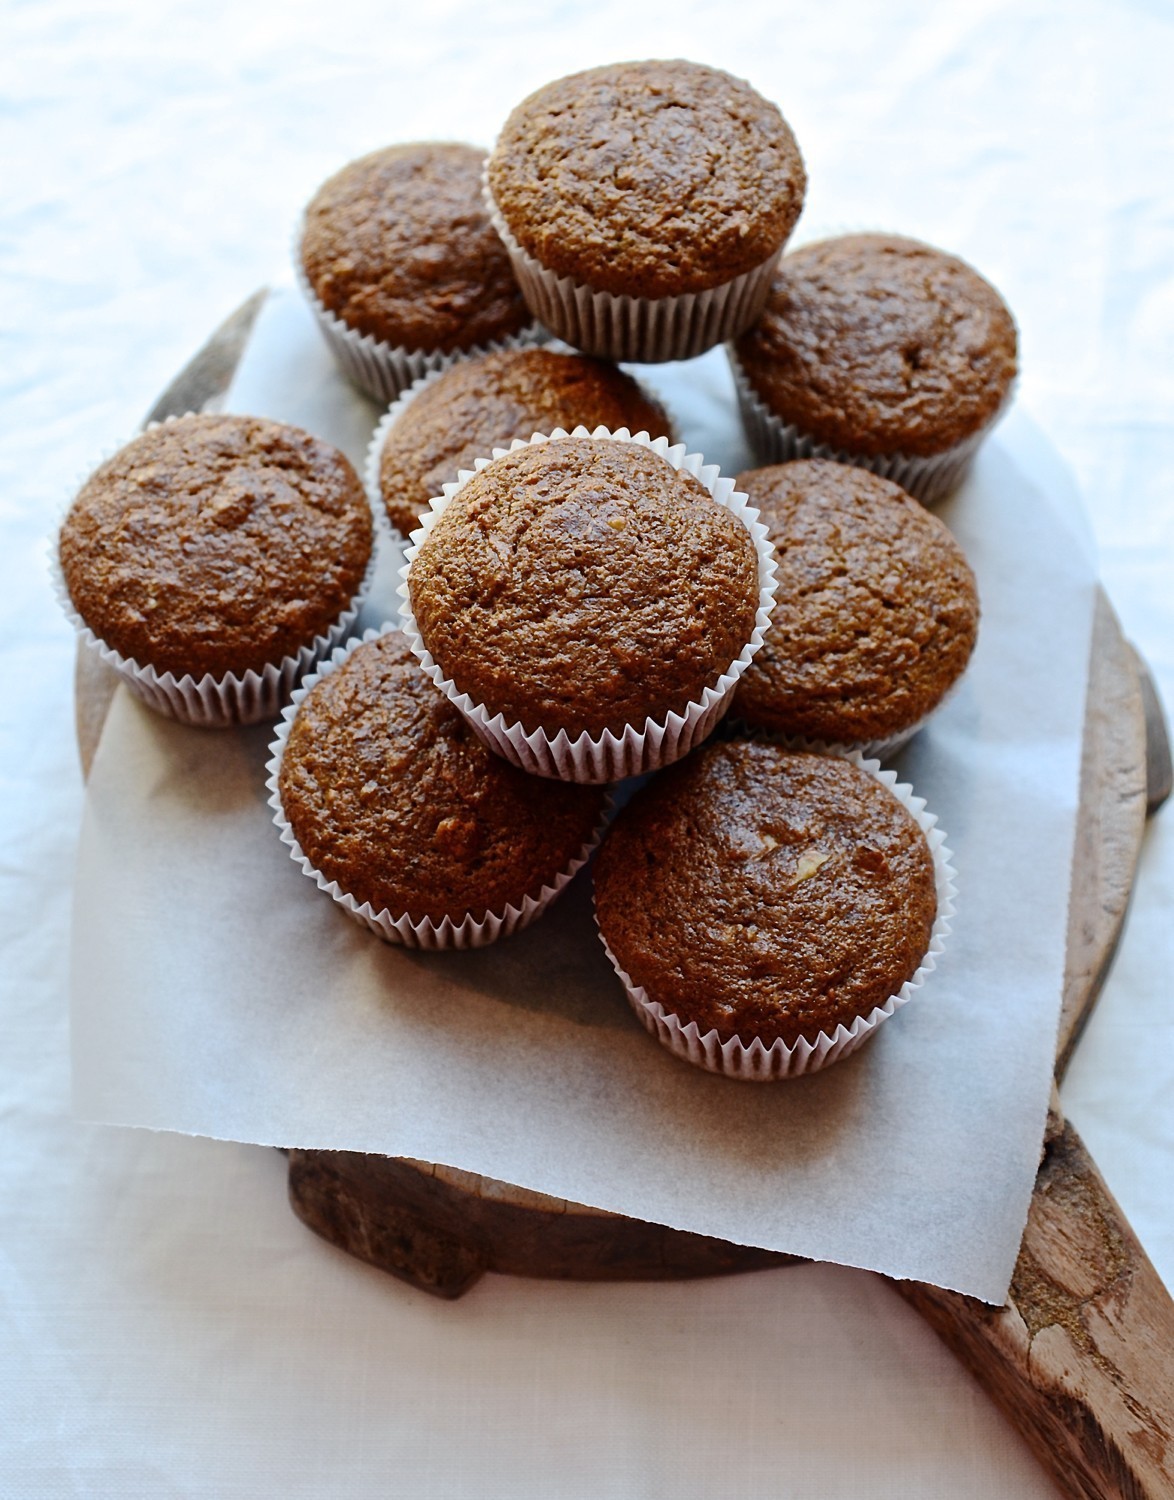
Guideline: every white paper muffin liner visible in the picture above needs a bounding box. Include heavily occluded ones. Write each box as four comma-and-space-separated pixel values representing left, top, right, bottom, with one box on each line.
293, 221, 545, 406
53, 414, 378, 728
397, 428, 780, 783
597, 748, 957, 1080
724, 716, 921, 764
265, 626, 611, 949
363, 357, 681, 536
484, 173, 781, 364
727, 676, 966, 764
728, 345, 1004, 506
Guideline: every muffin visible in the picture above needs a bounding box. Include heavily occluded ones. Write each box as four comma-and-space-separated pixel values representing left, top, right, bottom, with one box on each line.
57, 414, 373, 726
298, 142, 537, 402
594, 740, 950, 1079
271, 628, 606, 947
486, 60, 806, 361
731, 460, 979, 749
402, 432, 774, 781
731, 233, 1018, 503
373, 347, 674, 537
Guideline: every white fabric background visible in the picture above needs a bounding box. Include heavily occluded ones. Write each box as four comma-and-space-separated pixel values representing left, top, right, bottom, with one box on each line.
2, 1, 1171, 1494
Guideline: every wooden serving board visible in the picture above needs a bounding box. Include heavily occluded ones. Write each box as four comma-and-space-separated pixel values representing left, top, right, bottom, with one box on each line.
75, 294, 1174, 1500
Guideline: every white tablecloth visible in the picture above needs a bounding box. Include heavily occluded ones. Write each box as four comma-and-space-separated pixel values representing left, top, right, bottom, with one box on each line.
3, 2, 1171, 1494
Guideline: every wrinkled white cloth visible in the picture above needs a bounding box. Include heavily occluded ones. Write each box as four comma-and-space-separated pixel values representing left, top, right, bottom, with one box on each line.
2, 1, 1171, 1495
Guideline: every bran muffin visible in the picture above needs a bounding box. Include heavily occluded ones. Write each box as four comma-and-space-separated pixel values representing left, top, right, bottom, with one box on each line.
732, 234, 1018, 501
594, 739, 940, 1053
59, 414, 372, 683
276, 630, 605, 934
300, 142, 531, 353
406, 436, 763, 742
376, 348, 673, 538
732, 460, 979, 747
486, 60, 806, 359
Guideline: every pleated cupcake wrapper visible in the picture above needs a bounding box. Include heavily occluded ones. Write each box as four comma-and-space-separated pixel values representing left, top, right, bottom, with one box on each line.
483, 172, 780, 364
363, 359, 681, 537
397, 427, 780, 784
725, 716, 920, 764
266, 626, 612, 949
597, 749, 957, 1080
292, 221, 545, 406
726, 677, 966, 764
52, 413, 378, 728
727, 346, 998, 507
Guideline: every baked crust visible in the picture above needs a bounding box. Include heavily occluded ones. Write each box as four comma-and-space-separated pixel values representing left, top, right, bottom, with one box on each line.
379, 348, 672, 536
735, 234, 1018, 457
594, 740, 938, 1047
60, 414, 372, 679
301, 142, 531, 351
408, 437, 761, 739
488, 60, 806, 299
278, 631, 604, 924
732, 460, 979, 742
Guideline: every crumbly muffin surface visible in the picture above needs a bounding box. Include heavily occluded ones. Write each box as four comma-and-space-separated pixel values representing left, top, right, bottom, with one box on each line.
594, 740, 938, 1047
488, 60, 806, 299
60, 414, 372, 679
301, 142, 531, 351
379, 348, 673, 536
279, 631, 604, 924
733, 460, 979, 742
735, 234, 1018, 457
408, 437, 761, 739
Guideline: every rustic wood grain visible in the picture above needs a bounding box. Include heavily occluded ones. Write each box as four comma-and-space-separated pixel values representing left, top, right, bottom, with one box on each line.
891, 596, 1174, 1499
1056, 591, 1149, 1078
286, 1152, 792, 1298
897, 1106, 1174, 1500
73, 292, 1174, 1500
1133, 646, 1173, 816
143, 288, 268, 429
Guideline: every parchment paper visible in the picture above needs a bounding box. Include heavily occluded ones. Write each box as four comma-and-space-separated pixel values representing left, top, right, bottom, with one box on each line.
70, 287, 1098, 1303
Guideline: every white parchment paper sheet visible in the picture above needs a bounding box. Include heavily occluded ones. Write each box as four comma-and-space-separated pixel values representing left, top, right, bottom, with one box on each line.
70, 288, 1097, 1303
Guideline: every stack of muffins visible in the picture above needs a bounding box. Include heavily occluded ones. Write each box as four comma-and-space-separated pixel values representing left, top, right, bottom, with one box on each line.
60, 57, 1015, 1079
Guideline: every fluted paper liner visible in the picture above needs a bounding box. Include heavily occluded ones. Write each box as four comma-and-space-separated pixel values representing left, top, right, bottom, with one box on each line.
293, 221, 544, 406
266, 627, 610, 949
597, 749, 957, 1080
364, 359, 680, 536
727, 679, 966, 764
728, 345, 1008, 506
397, 427, 780, 783
484, 172, 780, 364
52, 414, 378, 728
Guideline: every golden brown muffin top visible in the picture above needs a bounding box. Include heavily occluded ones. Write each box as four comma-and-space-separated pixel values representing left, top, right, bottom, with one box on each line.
60, 414, 372, 680
300, 142, 532, 351
732, 460, 979, 742
488, 60, 806, 299
408, 437, 761, 740
735, 234, 1018, 457
278, 631, 605, 924
594, 740, 938, 1048
379, 348, 673, 536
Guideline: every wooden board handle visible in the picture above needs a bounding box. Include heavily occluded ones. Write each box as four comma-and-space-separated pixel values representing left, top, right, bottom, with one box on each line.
897, 1104, 1174, 1499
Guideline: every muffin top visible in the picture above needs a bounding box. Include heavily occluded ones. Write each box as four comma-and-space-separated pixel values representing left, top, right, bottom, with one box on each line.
300, 142, 532, 352
279, 631, 604, 924
408, 437, 761, 740
735, 234, 1018, 457
594, 739, 938, 1048
732, 460, 979, 743
379, 348, 674, 536
488, 60, 806, 299
59, 414, 372, 680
